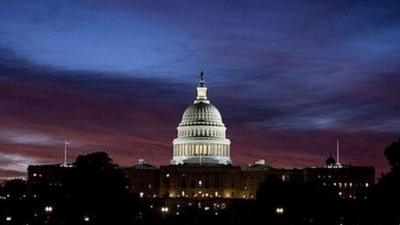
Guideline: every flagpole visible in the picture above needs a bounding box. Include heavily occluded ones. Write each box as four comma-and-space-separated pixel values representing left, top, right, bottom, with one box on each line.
63, 140, 68, 166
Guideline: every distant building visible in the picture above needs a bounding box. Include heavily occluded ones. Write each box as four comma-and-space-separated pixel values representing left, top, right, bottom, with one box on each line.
27, 164, 74, 194
26, 71, 376, 202
122, 159, 160, 198
303, 155, 375, 199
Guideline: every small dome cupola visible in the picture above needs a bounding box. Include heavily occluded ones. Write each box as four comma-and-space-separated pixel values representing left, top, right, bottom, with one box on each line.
326, 153, 336, 166
194, 71, 209, 104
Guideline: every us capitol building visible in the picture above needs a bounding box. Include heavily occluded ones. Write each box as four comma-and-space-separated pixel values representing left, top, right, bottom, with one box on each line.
171, 71, 231, 165
28, 71, 375, 202
122, 71, 374, 200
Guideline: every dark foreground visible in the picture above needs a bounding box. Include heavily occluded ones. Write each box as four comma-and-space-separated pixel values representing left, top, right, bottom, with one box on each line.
1, 139, 400, 225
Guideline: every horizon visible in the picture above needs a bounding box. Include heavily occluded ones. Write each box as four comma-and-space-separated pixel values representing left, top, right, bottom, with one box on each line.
1, 0, 400, 179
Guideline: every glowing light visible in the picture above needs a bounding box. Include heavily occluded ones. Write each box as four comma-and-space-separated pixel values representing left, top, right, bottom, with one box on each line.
44, 206, 53, 213
6, 216, 12, 221
276, 207, 284, 214
83, 216, 90, 222
221, 203, 226, 209
161, 207, 169, 213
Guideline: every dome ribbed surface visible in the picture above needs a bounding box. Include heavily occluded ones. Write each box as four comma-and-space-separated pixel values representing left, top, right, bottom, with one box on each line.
180, 102, 224, 126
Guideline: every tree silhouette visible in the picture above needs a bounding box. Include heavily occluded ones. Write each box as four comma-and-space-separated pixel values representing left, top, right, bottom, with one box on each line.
74, 151, 116, 170
61, 152, 135, 224
384, 138, 400, 171
368, 138, 400, 225
0, 179, 27, 198
254, 175, 340, 225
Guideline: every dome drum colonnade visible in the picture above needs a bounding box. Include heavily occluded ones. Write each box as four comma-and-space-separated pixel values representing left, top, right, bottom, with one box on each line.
170, 72, 231, 165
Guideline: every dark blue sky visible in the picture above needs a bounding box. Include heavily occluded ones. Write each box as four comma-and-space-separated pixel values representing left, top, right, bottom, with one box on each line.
0, 0, 399, 179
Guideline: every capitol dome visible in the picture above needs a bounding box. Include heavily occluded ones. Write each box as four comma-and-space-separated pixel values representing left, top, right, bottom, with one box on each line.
180, 102, 224, 127
170, 71, 231, 165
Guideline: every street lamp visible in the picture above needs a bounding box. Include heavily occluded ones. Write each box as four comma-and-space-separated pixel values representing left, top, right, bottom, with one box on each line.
276, 207, 284, 215
83, 216, 90, 222
44, 206, 53, 213
161, 207, 169, 213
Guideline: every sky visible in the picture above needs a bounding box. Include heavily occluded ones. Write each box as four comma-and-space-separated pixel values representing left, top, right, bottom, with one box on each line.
0, 0, 399, 179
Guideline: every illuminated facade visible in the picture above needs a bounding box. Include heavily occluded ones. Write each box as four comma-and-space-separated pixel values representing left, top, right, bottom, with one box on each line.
124, 159, 304, 199
159, 165, 242, 198
170, 71, 231, 165
26, 71, 376, 202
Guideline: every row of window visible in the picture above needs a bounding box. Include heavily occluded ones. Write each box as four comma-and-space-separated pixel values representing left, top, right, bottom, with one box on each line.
322, 182, 370, 188
174, 144, 230, 156
165, 190, 256, 199
317, 175, 369, 180
178, 128, 225, 137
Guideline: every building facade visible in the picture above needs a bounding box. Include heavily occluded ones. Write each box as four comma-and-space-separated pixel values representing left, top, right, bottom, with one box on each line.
171, 71, 231, 165
26, 72, 376, 202
123, 72, 375, 200
303, 156, 375, 200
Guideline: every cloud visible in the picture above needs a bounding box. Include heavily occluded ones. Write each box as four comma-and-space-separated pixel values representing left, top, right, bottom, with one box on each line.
0, 128, 61, 146
0, 0, 399, 179
0, 152, 44, 179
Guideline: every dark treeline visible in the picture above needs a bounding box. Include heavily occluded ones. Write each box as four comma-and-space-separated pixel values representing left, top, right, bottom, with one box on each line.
242, 139, 400, 225
1, 139, 400, 225
0, 152, 140, 225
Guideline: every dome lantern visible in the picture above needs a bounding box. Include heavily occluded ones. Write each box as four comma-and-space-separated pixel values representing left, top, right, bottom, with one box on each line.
194, 71, 209, 104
